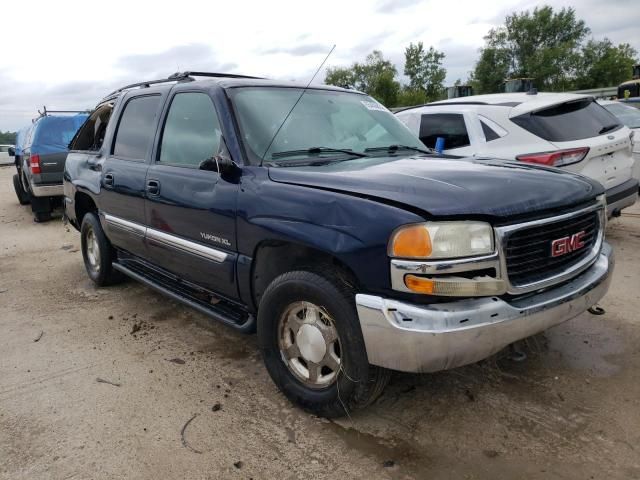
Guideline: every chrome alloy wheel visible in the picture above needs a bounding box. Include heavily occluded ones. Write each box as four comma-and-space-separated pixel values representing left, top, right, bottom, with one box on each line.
278, 301, 342, 388
85, 227, 101, 273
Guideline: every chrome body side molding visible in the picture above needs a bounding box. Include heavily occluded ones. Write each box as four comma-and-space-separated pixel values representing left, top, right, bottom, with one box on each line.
103, 213, 228, 263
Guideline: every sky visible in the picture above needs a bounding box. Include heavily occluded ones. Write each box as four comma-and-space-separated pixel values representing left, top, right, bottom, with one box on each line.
1, 0, 638, 131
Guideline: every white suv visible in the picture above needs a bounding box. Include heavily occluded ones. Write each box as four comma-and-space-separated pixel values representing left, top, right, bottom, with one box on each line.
396, 93, 638, 217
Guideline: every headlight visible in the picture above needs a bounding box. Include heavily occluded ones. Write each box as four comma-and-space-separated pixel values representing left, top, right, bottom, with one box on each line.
389, 221, 494, 259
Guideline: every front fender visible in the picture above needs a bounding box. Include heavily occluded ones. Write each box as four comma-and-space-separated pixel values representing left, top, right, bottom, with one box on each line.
237, 168, 424, 294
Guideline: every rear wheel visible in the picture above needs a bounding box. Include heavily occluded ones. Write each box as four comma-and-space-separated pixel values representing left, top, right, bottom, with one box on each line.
30, 195, 52, 223
80, 213, 123, 286
12, 174, 31, 205
33, 211, 52, 223
258, 270, 390, 417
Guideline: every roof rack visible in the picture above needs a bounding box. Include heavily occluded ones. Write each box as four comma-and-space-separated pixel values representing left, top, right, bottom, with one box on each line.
103, 71, 265, 99
33, 106, 90, 122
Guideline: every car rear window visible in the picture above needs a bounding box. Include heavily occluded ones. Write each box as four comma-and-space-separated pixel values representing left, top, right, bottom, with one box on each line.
511, 98, 622, 142
418, 113, 470, 149
31, 115, 89, 152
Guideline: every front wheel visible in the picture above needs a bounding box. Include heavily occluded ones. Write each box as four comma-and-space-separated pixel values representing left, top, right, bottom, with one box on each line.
80, 213, 123, 286
258, 270, 390, 417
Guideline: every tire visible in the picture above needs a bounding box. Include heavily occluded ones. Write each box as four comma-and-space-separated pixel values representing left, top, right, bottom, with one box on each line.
80, 213, 123, 286
33, 211, 52, 223
258, 270, 390, 418
12, 174, 31, 205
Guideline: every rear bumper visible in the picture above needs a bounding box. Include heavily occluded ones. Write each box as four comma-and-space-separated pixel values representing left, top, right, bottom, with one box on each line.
30, 182, 63, 197
606, 178, 638, 216
355, 243, 613, 373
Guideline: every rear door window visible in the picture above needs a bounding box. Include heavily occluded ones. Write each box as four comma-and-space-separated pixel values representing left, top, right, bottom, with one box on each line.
418, 113, 470, 149
511, 99, 622, 142
112, 95, 161, 160
158, 92, 221, 167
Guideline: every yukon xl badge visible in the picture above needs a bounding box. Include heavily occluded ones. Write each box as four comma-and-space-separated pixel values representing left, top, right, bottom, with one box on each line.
200, 232, 231, 247
551, 231, 586, 258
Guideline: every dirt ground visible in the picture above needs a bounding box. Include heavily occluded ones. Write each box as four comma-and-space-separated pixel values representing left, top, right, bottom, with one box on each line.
1, 165, 639, 480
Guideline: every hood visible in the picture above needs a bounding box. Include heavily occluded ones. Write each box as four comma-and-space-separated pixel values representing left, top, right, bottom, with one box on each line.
268, 156, 603, 220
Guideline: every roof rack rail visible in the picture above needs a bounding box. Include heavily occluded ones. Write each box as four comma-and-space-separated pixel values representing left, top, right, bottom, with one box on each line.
33, 106, 90, 122
103, 71, 265, 99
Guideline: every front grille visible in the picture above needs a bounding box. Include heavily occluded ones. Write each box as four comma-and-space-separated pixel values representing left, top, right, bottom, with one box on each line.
505, 210, 600, 287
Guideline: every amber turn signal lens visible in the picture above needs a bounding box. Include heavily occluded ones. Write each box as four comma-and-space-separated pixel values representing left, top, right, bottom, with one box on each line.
390, 225, 432, 258
404, 275, 434, 294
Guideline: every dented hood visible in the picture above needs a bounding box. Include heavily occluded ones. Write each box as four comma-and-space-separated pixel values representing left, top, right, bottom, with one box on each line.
267, 156, 603, 220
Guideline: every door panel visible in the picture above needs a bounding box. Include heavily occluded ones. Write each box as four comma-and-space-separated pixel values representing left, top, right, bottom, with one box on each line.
144, 165, 239, 299
100, 158, 149, 258
143, 91, 239, 300
99, 93, 165, 258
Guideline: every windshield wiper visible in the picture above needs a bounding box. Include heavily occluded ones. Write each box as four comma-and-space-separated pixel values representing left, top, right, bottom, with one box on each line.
599, 124, 620, 134
364, 144, 433, 155
271, 147, 368, 160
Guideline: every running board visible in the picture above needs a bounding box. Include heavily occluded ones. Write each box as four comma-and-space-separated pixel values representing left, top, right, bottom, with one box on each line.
112, 261, 255, 333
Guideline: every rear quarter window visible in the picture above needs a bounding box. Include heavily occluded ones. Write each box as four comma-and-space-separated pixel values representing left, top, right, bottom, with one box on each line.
511, 99, 622, 142
71, 104, 114, 152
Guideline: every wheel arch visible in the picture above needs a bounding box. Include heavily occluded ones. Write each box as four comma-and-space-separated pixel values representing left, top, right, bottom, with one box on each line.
74, 190, 98, 227
250, 239, 360, 310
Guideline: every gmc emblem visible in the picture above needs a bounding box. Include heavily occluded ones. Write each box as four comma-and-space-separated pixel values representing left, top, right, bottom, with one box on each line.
551, 231, 586, 257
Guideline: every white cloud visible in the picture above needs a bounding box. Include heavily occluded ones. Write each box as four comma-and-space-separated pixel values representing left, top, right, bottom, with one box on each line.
0, 0, 638, 130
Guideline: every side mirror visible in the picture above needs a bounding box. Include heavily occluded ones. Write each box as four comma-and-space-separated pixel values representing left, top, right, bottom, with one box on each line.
199, 154, 235, 174
8, 147, 15, 157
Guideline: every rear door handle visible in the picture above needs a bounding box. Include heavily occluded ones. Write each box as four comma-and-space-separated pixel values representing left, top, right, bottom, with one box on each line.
104, 173, 114, 187
146, 179, 160, 195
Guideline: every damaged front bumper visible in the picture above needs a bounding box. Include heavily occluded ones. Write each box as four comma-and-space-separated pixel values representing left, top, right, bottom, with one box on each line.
355, 243, 614, 373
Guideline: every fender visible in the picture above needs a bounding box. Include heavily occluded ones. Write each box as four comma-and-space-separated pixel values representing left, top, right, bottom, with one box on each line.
236, 167, 424, 296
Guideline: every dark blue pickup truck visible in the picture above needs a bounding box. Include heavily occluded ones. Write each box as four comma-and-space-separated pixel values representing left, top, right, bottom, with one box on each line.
63, 72, 614, 417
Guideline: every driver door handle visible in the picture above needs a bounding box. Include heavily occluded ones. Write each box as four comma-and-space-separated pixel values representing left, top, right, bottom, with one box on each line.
146, 179, 160, 196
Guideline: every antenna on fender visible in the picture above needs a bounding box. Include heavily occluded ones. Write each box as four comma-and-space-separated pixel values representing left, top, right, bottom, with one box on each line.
260, 45, 336, 165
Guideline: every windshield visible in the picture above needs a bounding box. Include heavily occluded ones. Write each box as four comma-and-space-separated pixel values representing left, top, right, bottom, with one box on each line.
603, 102, 640, 129
229, 87, 426, 164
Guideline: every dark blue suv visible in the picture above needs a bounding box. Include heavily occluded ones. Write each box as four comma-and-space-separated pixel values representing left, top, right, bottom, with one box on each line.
63, 72, 614, 416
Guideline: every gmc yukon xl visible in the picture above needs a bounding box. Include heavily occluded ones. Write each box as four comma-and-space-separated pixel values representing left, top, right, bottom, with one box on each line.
63, 72, 614, 417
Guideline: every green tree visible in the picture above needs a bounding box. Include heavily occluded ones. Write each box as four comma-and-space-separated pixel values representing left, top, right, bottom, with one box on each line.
324, 67, 355, 89
396, 87, 428, 107
574, 39, 637, 89
0, 131, 17, 144
469, 46, 511, 94
404, 42, 447, 100
471, 6, 591, 92
325, 50, 401, 106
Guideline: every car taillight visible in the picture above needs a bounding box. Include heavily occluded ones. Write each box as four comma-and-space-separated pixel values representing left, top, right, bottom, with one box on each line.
30, 154, 41, 174
516, 147, 589, 167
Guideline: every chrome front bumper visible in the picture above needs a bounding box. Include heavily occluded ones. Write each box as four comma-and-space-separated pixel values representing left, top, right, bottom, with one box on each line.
355, 243, 614, 373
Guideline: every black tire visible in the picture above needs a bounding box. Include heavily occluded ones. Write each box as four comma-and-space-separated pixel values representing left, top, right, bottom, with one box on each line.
80, 213, 123, 286
33, 211, 52, 223
12, 174, 31, 205
258, 270, 390, 418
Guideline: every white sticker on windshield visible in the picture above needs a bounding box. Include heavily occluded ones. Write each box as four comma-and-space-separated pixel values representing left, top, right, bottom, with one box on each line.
361, 100, 387, 112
